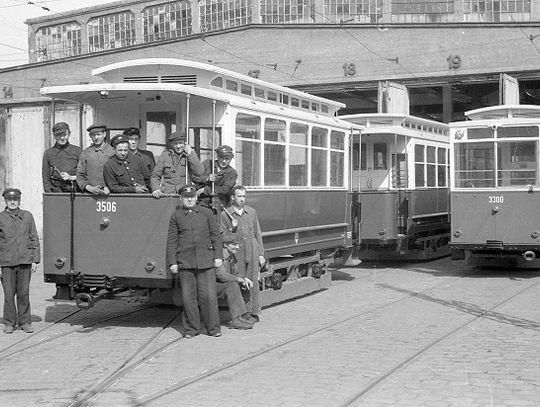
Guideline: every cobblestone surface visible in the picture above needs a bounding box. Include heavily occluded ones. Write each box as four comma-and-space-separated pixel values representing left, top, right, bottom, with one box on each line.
1, 259, 539, 407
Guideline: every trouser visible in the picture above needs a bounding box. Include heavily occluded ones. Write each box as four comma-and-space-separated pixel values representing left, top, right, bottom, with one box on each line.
1, 264, 32, 326
179, 268, 220, 336
217, 281, 248, 320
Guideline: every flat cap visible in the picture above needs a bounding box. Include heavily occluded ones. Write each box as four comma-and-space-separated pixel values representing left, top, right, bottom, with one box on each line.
168, 131, 186, 143
111, 134, 129, 148
123, 127, 140, 137
222, 233, 240, 245
178, 184, 197, 197
2, 188, 21, 199
216, 145, 234, 158
52, 122, 70, 135
87, 123, 107, 134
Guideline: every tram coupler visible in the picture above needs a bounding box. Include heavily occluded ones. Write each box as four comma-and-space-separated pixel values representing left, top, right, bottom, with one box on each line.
74, 287, 129, 309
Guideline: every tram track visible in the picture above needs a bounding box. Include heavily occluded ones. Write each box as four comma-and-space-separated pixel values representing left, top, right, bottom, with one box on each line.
0, 304, 156, 362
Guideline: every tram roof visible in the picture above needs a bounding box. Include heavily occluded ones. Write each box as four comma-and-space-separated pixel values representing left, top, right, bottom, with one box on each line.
91, 58, 345, 115
464, 105, 540, 121
40, 82, 231, 104
341, 113, 449, 138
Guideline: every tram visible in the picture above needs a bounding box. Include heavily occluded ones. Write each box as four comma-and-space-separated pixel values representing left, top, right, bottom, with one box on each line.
449, 105, 540, 267
342, 113, 450, 260
40, 58, 356, 308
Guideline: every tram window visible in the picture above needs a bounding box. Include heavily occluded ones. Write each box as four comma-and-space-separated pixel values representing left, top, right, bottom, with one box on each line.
312, 127, 328, 147
361, 143, 366, 170
267, 91, 278, 102
373, 143, 387, 170
289, 146, 308, 186
301, 100, 310, 109
454, 142, 495, 188
392, 154, 407, 188
254, 87, 265, 99
236, 139, 260, 186
226, 80, 238, 92
414, 145, 425, 187
264, 144, 286, 186
146, 111, 176, 155
291, 97, 299, 107
321, 105, 329, 114
330, 151, 345, 186
236, 113, 261, 140
191, 128, 221, 163
240, 83, 252, 96
264, 118, 286, 142
210, 76, 223, 88
352, 143, 360, 171
497, 126, 539, 138
426, 146, 436, 187
311, 103, 319, 112
281, 94, 289, 105
497, 141, 537, 186
468, 127, 493, 139
290, 122, 308, 145
312, 148, 327, 186
330, 131, 345, 150
437, 147, 447, 187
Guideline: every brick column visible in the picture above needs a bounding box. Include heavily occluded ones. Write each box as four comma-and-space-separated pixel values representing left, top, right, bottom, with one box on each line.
191, 0, 201, 34
313, 0, 324, 23
381, 0, 392, 23
252, 0, 261, 23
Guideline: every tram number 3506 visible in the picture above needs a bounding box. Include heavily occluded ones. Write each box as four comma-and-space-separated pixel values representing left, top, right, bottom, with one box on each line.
488, 196, 504, 204
96, 201, 117, 212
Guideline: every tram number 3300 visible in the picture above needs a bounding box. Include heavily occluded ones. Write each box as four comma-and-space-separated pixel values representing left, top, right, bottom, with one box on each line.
96, 201, 117, 212
488, 196, 504, 204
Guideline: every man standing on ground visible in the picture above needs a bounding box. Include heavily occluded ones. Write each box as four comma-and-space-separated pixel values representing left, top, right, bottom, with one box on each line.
42, 122, 81, 192
0, 189, 40, 334
221, 185, 265, 323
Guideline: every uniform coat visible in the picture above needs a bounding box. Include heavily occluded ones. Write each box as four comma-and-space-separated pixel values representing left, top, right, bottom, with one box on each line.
193, 160, 238, 209
42, 143, 82, 192
103, 154, 151, 193
76, 143, 115, 191
151, 150, 204, 194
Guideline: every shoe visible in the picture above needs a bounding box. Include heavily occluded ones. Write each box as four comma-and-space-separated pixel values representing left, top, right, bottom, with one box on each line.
212, 332, 222, 337
226, 317, 253, 330
251, 314, 260, 323
20, 323, 34, 333
242, 313, 259, 324
3, 325, 14, 334
183, 332, 198, 339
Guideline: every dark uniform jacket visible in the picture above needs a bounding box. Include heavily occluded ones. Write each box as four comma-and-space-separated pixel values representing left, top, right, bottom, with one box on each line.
0, 209, 40, 267
42, 143, 82, 192
193, 160, 238, 208
151, 150, 204, 194
166, 204, 222, 270
103, 154, 151, 193
130, 149, 155, 173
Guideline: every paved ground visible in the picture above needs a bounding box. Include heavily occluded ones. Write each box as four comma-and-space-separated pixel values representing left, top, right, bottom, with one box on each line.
1, 257, 539, 407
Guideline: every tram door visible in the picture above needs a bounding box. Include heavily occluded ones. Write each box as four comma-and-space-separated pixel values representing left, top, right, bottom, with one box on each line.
141, 105, 181, 157
360, 136, 391, 190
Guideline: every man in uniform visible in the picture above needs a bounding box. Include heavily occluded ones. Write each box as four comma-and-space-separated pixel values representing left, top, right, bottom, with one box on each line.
0, 189, 40, 334
217, 233, 254, 330
103, 134, 151, 193
221, 185, 265, 323
76, 123, 115, 195
151, 132, 204, 198
166, 185, 222, 338
42, 122, 82, 192
125, 127, 155, 173
194, 145, 238, 210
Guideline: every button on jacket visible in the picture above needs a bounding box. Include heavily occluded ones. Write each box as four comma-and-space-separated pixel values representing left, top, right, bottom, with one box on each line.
42, 143, 82, 192
166, 205, 222, 269
0, 209, 40, 267
103, 154, 151, 193
76, 143, 115, 191
151, 150, 205, 194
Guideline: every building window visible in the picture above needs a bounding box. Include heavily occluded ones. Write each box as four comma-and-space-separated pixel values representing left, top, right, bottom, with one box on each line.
463, 0, 530, 22
35, 22, 81, 61
87, 12, 136, 53
200, 0, 252, 32
323, 0, 382, 24
142, 1, 192, 43
391, 0, 454, 23
261, 0, 314, 23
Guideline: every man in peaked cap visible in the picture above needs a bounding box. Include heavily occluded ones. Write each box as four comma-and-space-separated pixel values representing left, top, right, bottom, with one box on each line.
124, 127, 155, 173
193, 144, 238, 210
150, 132, 204, 198
103, 134, 150, 193
76, 123, 114, 195
42, 122, 82, 192
166, 184, 223, 338
0, 188, 40, 334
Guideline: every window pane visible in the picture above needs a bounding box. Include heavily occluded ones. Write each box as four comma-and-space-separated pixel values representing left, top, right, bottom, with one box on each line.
427, 146, 436, 163
264, 118, 286, 142
264, 144, 286, 186
454, 142, 495, 188
415, 144, 424, 161
210, 76, 223, 87
437, 166, 447, 187
290, 122, 308, 145
497, 126, 538, 138
415, 164, 425, 187
235, 139, 260, 186
497, 141, 537, 186
330, 131, 345, 150
330, 151, 344, 186
267, 91, 278, 101
289, 146, 308, 186
361, 142, 366, 170
427, 164, 436, 186
437, 147, 446, 164
468, 127, 493, 139
254, 87, 265, 98
226, 80, 238, 92
240, 83, 252, 95
311, 127, 328, 147
373, 143, 387, 170
236, 114, 260, 139
311, 149, 327, 186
